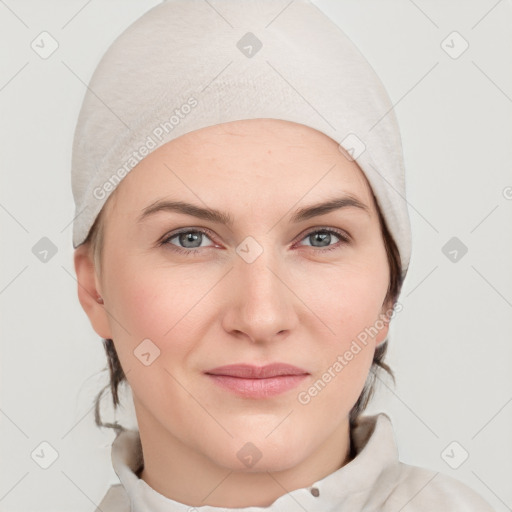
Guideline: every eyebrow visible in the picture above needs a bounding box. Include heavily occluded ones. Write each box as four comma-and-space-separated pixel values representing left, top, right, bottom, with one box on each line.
137, 195, 370, 226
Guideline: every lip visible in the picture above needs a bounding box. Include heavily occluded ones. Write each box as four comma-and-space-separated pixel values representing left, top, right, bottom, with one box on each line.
204, 363, 309, 399
205, 363, 309, 378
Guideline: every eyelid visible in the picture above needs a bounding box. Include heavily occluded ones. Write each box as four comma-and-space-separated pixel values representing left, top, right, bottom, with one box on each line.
158, 226, 218, 247
159, 225, 351, 253
295, 226, 351, 245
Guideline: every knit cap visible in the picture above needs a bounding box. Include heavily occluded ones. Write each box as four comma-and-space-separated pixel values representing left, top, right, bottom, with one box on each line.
71, 0, 411, 279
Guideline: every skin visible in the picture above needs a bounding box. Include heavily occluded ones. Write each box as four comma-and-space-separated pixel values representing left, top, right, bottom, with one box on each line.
74, 118, 391, 508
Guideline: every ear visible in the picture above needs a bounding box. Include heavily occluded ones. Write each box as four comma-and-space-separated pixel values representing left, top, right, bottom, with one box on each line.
375, 300, 393, 347
375, 321, 389, 346
74, 244, 113, 339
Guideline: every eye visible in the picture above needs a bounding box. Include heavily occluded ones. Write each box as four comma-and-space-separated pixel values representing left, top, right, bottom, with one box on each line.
159, 227, 350, 256
160, 228, 216, 256
296, 228, 350, 252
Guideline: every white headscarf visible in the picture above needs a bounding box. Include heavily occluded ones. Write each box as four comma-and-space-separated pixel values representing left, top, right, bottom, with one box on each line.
71, 0, 411, 279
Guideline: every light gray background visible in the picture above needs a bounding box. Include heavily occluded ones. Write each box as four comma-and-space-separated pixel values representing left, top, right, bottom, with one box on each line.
1, 1, 511, 511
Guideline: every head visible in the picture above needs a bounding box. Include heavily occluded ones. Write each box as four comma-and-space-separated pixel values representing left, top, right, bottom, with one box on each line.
75, 118, 403, 470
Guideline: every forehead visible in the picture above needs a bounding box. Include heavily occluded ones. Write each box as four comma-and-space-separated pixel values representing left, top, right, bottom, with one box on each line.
176, 118, 341, 153
104, 119, 375, 218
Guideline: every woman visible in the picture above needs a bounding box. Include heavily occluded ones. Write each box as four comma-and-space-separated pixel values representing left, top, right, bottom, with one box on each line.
71, 0, 494, 510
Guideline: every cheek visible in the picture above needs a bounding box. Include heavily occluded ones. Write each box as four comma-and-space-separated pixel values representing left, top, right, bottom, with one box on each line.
303, 256, 389, 339
102, 258, 202, 412
299, 253, 388, 389
104, 254, 216, 358
296, 272, 382, 422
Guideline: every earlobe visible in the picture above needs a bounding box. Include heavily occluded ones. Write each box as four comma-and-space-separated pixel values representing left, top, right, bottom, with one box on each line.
375, 321, 390, 346
73, 246, 112, 339
375, 303, 392, 346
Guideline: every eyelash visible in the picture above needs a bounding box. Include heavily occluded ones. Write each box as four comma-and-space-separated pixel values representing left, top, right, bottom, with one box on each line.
159, 227, 350, 256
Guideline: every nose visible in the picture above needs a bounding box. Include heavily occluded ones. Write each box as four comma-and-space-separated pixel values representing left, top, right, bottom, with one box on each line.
221, 245, 298, 344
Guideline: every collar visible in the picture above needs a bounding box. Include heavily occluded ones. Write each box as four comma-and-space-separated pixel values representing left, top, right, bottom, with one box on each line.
110, 412, 400, 511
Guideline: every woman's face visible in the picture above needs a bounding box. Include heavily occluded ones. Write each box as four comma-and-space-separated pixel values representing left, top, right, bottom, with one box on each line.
77, 118, 391, 473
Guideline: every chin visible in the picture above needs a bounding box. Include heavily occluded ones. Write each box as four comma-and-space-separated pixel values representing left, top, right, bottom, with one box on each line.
209, 436, 310, 474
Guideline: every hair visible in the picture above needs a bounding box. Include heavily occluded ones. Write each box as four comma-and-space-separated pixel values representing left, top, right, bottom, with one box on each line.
86, 185, 404, 432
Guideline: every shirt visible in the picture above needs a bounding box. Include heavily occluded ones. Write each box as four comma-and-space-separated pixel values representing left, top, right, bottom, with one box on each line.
95, 413, 495, 511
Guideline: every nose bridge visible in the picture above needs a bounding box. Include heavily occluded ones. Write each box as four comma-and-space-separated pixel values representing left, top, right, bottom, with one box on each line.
236, 235, 283, 299
225, 235, 296, 340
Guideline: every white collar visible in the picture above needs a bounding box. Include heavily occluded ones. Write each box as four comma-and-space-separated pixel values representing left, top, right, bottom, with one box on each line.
109, 413, 400, 511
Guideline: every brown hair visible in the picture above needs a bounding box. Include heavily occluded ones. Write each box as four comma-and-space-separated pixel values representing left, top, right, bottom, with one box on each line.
85, 188, 404, 431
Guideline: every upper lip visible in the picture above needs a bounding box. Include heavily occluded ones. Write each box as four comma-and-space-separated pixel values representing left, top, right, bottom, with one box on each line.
205, 363, 309, 379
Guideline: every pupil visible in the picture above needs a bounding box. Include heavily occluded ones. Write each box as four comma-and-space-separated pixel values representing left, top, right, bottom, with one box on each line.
314, 232, 329, 247
180, 232, 200, 248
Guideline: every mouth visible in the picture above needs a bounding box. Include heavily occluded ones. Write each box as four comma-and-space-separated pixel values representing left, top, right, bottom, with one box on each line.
204, 363, 310, 399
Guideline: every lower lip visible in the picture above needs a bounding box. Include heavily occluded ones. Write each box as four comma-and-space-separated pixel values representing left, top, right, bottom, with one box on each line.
206, 374, 308, 398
